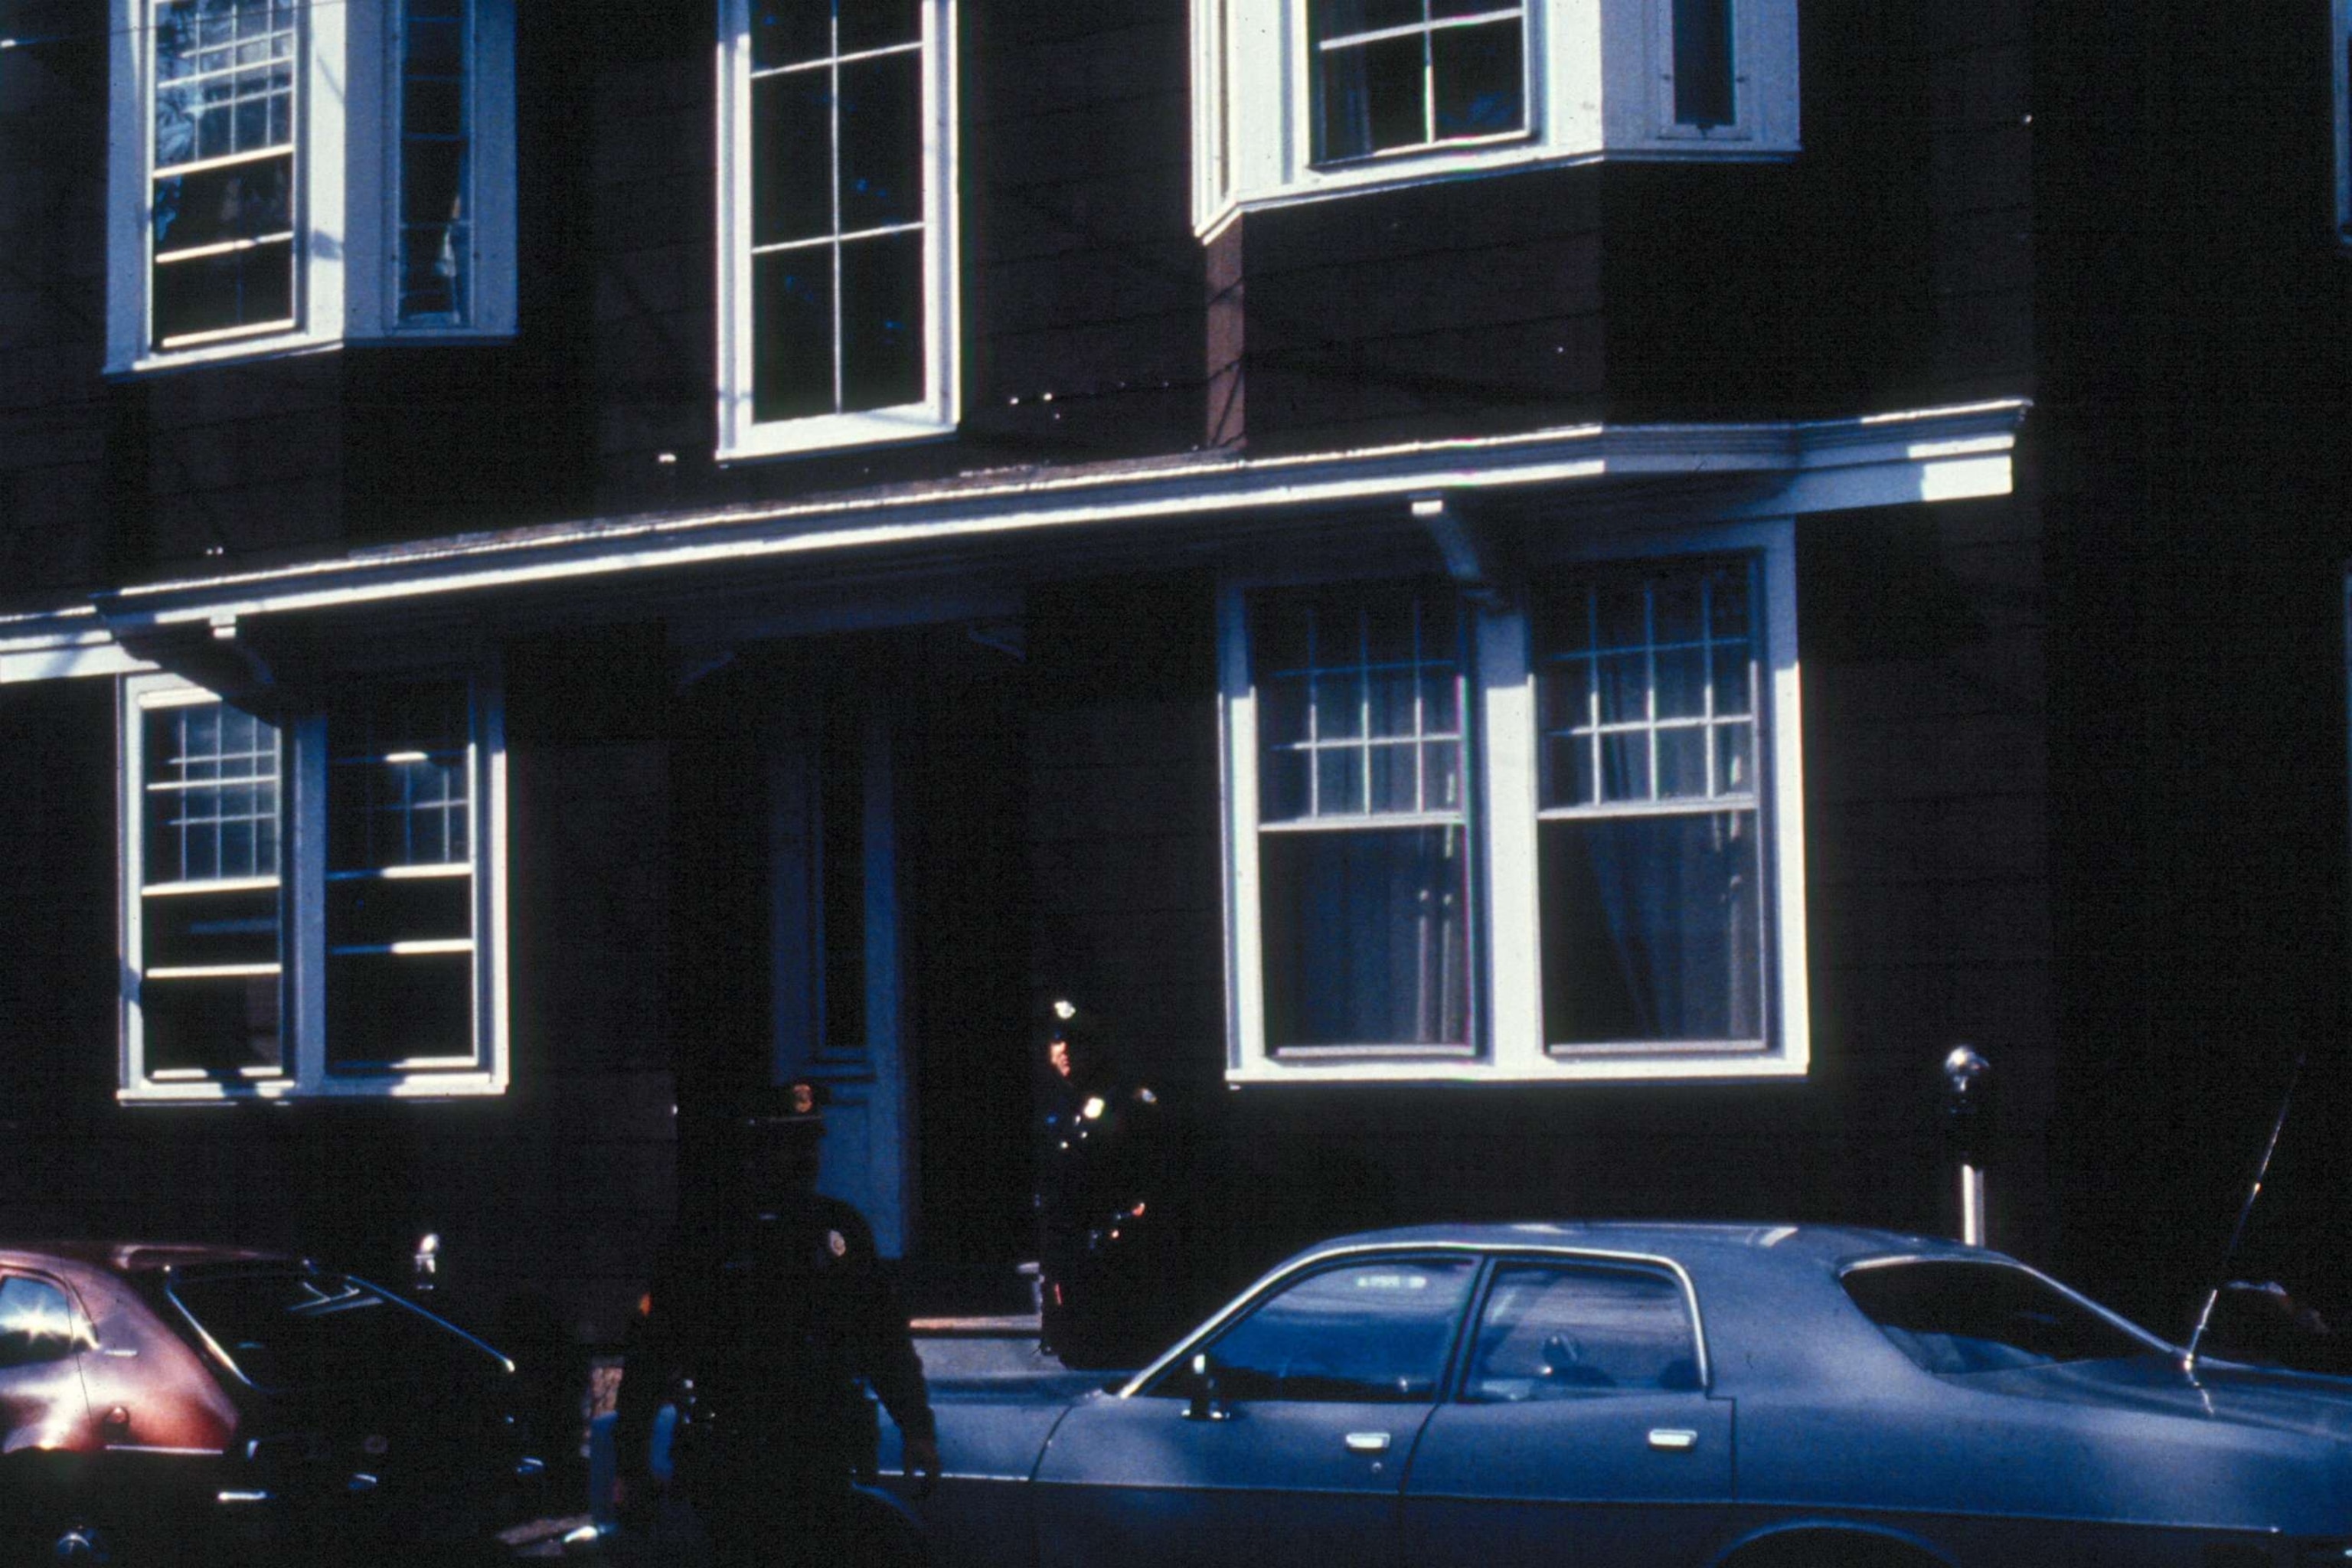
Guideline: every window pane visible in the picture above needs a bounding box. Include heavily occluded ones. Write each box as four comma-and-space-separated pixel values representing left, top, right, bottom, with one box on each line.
152, 160, 295, 346
1262, 825, 1469, 1050
1312, 672, 1364, 741
1537, 560, 1759, 811
1842, 1263, 2154, 1375
1318, 34, 1426, 160
327, 876, 469, 950
153, 156, 293, 253
838, 50, 922, 230
753, 0, 832, 70
1540, 810, 1762, 1047
328, 950, 474, 1068
1463, 1266, 1700, 1401
0, 1279, 79, 1369
838, 227, 924, 410
1313, 0, 1424, 41
1430, 18, 1522, 139
142, 973, 282, 1076
328, 681, 472, 874
753, 249, 837, 421
1316, 745, 1364, 815
1655, 725, 1707, 799
838, 0, 920, 53
1672, 0, 1736, 128
753, 70, 835, 247
168, 1270, 508, 1394
145, 886, 279, 970
1193, 1258, 1477, 1403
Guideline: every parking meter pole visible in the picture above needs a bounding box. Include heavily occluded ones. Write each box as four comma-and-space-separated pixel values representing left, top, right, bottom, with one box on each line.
1941, 1047, 1993, 1248
1959, 1162, 1986, 1249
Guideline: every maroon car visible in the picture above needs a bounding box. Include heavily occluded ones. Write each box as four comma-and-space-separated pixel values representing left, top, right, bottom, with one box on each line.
0, 1243, 542, 1564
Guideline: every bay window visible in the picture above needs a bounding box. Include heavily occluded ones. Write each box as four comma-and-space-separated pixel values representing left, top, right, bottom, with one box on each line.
1220, 523, 1807, 1082
107, 0, 517, 371
121, 672, 507, 1100
1193, 0, 1798, 232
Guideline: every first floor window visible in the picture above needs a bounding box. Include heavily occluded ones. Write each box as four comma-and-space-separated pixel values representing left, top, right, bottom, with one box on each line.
717, 0, 959, 459
1220, 523, 1807, 1082
121, 671, 506, 1100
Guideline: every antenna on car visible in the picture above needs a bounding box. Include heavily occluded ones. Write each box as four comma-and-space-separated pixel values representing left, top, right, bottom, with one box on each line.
2181, 1049, 2307, 1379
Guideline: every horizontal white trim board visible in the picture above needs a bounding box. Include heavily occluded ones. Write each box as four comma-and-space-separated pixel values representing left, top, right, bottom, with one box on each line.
0, 401, 2024, 678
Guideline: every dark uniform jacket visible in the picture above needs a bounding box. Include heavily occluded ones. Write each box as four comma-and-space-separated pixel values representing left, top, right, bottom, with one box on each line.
616, 1194, 935, 1490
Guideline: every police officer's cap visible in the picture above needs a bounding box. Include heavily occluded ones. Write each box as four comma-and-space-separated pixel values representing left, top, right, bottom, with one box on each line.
731, 1077, 829, 1132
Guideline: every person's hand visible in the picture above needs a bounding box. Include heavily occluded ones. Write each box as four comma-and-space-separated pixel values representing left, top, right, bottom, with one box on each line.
903, 1435, 942, 1499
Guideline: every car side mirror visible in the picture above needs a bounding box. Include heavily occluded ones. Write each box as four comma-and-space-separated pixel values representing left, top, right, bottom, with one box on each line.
1184, 1352, 1233, 1423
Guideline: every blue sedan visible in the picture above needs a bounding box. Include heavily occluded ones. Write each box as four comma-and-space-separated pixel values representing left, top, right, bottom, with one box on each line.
880, 1223, 2352, 1566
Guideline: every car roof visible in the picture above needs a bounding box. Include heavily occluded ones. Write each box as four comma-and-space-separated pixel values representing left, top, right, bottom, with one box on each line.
0, 1241, 299, 1278
1302, 1220, 1987, 1267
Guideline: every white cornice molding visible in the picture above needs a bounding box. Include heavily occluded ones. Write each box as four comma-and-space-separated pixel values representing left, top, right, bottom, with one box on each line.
0, 400, 2025, 679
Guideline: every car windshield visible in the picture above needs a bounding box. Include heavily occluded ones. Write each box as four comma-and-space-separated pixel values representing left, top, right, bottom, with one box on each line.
168, 1270, 505, 1393
1843, 1260, 2158, 1375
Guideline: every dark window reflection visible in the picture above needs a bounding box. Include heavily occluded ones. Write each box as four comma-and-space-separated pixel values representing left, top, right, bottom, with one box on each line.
754, 250, 838, 421
1672, 0, 1736, 127
0, 1278, 79, 1369
838, 49, 922, 231
1167, 1259, 1477, 1403
838, 229, 924, 410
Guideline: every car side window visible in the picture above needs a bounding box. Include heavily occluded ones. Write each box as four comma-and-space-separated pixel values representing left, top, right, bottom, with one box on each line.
1842, 1260, 2155, 1374
0, 1276, 81, 1370
1461, 1263, 1702, 1402
1173, 1256, 1478, 1404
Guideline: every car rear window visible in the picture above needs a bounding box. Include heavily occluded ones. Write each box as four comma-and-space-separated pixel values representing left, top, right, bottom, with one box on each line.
168, 1271, 505, 1393
1842, 1260, 2156, 1374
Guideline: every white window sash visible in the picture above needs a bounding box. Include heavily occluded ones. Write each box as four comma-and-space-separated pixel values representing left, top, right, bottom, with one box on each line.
715, 0, 962, 460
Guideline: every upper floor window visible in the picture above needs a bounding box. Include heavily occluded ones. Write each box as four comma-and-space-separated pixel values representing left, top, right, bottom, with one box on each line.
120, 671, 508, 1101
717, 0, 960, 461
1218, 521, 1808, 1083
107, 0, 517, 372
1310, 0, 1528, 164
1193, 0, 1798, 232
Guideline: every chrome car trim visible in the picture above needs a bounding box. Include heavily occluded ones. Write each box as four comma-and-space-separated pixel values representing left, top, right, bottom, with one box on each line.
214, 1490, 271, 1505
109, 1444, 226, 1456
1116, 1240, 1712, 1399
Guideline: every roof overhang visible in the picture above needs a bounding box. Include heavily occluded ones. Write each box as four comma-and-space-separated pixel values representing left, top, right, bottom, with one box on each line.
0, 399, 2026, 687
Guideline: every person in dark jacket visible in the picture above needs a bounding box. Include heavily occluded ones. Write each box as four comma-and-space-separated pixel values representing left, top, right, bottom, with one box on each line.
615, 1079, 939, 1565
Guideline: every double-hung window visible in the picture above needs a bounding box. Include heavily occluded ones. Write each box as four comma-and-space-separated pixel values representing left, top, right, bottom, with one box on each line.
717, 0, 959, 459
107, 0, 517, 371
1220, 522, 1807, 1081
1193, 0, 1798, 231
121, 672, 507, 1100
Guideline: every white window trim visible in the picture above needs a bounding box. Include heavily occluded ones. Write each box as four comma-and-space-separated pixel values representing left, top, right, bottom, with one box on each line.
106, 0, 516, 374
714, 0, 962, 462
1192, 0, 1798, 236
1218, 518, 1808, 1083
119, 671, 509, 1103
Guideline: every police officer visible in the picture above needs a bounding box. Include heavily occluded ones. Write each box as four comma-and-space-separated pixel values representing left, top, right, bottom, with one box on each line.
1034, 999, 1164, 1366
615, 1079, 940, 1566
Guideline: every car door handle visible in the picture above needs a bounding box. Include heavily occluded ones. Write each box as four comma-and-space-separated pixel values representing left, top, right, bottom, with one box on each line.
1344, 1432, 1391, 1454
1648, 1428, 1699, 1451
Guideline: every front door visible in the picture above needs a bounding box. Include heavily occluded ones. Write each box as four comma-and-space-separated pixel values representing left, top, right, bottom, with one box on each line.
1034, 1253, 1480, 1568
769, 706, 910, 1254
